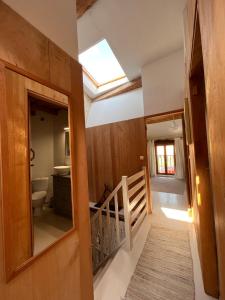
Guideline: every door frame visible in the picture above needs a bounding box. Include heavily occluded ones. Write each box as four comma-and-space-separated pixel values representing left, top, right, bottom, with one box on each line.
144, 109, 192, 207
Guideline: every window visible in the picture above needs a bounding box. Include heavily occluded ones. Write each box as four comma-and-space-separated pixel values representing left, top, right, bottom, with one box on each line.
155, 141, 175, 175
79, 39, 127, 87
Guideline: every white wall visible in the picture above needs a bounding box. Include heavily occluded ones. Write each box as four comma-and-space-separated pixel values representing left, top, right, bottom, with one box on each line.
31, 111, 54, 200
142, 49, 184, 116
86, 88, 144, 127
3, 0, 78, 58
31, 109, 69, 200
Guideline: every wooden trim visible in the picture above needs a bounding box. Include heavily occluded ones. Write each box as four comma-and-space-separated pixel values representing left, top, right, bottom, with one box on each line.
77, 0, 97, 19
93, 77, 142, 101
145, 109, 184, 124
70, 58, 94, 300
83, 67, 126, 89
8, 228, 77, 281
145, 109, 191, 209
83, 67, 100, 87
1, 58, 72, 97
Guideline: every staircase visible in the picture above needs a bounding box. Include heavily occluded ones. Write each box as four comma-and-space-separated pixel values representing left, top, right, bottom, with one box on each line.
91, 166, 149, 274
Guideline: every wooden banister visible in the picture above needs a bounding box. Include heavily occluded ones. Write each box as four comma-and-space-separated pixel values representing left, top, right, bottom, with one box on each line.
91, 166, 149, 273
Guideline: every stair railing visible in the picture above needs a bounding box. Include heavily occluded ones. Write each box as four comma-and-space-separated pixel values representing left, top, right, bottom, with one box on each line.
91, 181, 125, 273
122, 166, 148, 250
91, 166, 149, 273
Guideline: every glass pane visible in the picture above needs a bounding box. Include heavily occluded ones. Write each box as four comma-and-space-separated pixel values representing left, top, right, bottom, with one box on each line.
29, 96, 73, 255
156, 145, 164, 156
156, 145, 165, 173
166, 145, 175, 174
166, 145, 174, 156
79, 39, 127, 85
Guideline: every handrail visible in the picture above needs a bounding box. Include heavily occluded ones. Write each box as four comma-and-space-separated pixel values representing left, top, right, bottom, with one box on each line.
91, 180, 125, 273
90, 166, 149, 273
122, 166, 148, 250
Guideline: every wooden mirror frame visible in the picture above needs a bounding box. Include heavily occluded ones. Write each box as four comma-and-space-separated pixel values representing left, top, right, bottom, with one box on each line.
0, 67, 77, 281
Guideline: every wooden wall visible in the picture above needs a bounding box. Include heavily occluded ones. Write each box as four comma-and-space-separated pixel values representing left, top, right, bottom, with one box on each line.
86, 118, 148, 204
0, 2, 93, 300
184, 0, 225, 298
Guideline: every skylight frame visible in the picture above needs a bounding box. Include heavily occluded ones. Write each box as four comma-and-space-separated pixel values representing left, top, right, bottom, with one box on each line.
79, 39, 127, 88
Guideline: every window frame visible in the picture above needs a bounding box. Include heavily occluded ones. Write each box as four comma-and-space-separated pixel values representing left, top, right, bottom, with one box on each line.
154, 140, 176, 176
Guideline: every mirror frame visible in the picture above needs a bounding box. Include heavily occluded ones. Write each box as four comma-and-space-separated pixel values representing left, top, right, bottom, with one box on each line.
1, 69, 77, 281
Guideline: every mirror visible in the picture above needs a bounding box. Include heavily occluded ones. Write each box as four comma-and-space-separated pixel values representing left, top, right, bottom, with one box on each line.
29, 96, 73, 255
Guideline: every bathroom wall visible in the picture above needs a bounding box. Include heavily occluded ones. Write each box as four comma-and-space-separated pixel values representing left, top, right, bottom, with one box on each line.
31, 111, 54, 200
30, 109, 69, 200
54, 110, 70, 166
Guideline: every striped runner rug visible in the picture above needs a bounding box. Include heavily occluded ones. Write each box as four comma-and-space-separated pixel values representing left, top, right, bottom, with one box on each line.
124, 225, 195, 300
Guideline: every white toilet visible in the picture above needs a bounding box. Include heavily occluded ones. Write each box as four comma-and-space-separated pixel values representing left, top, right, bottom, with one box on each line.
32, 177, 49, 216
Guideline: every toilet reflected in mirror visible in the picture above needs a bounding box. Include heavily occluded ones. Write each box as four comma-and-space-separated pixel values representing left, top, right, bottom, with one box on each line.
29, 96, 73, 255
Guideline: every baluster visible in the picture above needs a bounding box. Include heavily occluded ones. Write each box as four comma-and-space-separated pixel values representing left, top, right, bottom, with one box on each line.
114, 193, 120, 245
106, 201, 111, 254
122, 175, 132, 250
98, 210, 104, 260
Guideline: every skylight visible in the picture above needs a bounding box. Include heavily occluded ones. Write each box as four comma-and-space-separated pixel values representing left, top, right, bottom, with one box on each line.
79, 39, 127, 87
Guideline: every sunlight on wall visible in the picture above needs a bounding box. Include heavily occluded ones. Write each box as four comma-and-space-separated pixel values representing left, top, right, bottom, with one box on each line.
161, 207, 193, 223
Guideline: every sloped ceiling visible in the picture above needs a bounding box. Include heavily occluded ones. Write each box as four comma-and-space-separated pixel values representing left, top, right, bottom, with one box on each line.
147, 119, 183, 140
77, 0, 186, 80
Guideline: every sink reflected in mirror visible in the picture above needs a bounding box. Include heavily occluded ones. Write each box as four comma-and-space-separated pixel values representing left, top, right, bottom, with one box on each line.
54, 166, 70, 176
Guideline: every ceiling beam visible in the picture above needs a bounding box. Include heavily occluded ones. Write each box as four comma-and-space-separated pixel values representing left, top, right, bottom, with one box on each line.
145, 109, 184, 124
93, 77, 142, 102
76, 0, 97, 19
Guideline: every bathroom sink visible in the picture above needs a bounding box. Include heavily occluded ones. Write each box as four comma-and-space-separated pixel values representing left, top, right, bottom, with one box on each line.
54, 166, 70, 176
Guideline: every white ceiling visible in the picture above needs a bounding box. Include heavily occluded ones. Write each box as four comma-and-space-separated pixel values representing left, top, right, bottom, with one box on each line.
77, 0, 186, 80
147, 119, 183, 140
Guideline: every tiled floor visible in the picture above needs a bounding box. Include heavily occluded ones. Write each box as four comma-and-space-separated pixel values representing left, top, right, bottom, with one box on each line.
33, 208, 73, 255
94, 190, 217, 300
151, 176, 185, 195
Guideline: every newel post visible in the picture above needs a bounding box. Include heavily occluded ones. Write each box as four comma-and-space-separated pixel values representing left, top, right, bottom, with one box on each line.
122, 175, 132, 250
143, 166, 152, 214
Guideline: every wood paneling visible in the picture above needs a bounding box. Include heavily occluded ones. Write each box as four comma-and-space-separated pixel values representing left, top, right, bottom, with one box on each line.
0, 1, 49, 81
183, 0, 197, 76
86, 118, 147, 206
0, 1, 72, 93
189, 70, 219, 296
0, 2, 93, 300
197, 1, 225, 298
49, 43, 71, 92
184, 0, 225, 297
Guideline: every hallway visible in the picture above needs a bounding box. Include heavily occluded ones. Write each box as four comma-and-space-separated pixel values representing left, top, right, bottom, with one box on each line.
94, 189, 216, 300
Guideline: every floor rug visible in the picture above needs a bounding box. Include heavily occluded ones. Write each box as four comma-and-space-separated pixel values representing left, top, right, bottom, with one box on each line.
151, 176, 185, 195
125, 225, 194, 300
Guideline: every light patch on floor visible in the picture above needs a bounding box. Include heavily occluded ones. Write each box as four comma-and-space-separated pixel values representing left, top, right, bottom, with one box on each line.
161, 207, 192, 223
